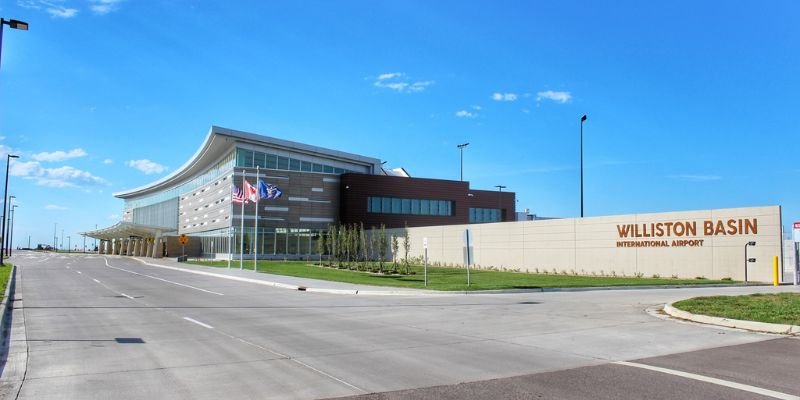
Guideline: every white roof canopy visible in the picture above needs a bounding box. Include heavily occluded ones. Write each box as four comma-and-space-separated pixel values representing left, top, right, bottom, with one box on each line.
80, 222, 176, 240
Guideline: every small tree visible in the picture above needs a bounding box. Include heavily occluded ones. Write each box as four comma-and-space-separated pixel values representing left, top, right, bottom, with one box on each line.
378, 224, 387, 273
403, 223, 411, 274
331, 224, 339, 267
359, 223, 367, 271
391, 234, 399, 273
369, 226, 378, 272
316, 229, 325, 266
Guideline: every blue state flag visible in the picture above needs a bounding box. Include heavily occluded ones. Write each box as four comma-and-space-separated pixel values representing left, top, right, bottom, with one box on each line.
258, 180, 283, 200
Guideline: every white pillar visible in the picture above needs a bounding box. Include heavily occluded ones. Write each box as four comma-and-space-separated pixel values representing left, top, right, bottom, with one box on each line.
126, 239, 134, 256
152, 236, 162, 258
145, 239, 152, 258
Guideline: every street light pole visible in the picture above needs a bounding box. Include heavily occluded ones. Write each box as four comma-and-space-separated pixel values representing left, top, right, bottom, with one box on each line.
67, 236, 71, 253
580, 115, 587, 218
53, 222, 57, 251
8, 204, 16, 257
0, 154, 18, 266
4, 195, 14, 256
1, 18, 29, 68
494, 185, 506, 222
457, 143, 469, 181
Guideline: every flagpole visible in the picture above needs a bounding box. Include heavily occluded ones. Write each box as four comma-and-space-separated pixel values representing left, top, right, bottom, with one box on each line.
240, 169, 245, 270
254, 166, 259, 272
228, 174, 233, 269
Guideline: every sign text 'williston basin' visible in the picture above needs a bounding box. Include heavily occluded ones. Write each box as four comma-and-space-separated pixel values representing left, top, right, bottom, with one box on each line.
616, 218, 758, 248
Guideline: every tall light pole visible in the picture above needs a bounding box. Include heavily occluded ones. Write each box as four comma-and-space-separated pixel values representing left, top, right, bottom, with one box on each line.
4, 195, 14, 257
53, 222, 57, 251
494, 185, 506, 222
67, 236, 71, 253
8, 204, 17, 256
0, 18, 29, 68
457, 142, 469, 181
580, 115, 587, 218
0, 154, 18, 266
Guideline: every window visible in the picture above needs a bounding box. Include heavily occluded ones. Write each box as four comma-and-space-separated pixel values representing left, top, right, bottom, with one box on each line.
301, 161, 313, 172
264, 154, 277, 169
277, 156, 289, 170
367, 196, 453, 217
253, 152, 265, 168
469, 207, 501, 223
289, 159, 301, 171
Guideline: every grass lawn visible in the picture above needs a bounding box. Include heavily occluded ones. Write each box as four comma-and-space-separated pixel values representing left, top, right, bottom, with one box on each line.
0, 263, 11, 298
673, 293, 800, 325
190, 260, 735, 291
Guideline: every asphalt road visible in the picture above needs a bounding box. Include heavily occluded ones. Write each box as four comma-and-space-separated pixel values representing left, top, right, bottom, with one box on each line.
3, 251, 798, 399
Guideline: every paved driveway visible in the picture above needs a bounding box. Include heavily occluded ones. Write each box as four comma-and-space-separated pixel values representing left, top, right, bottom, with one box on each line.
4, 252, 798, 399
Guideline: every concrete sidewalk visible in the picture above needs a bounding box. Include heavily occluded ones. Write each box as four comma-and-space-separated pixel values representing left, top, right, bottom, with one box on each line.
127, 257, 447, 296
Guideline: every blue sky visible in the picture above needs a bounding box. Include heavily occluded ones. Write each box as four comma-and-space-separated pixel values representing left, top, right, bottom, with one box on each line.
0, 1, 798, 249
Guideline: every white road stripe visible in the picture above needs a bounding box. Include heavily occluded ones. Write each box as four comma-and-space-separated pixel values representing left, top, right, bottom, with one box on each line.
120, 293, 135, 300
76, 271, 82, 274
614, 361, 800, 400
104, 258, 224, 296
183, 317, 214, 329
93, 279, 100, 283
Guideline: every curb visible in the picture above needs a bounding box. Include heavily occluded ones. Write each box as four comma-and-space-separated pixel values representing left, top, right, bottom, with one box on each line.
129, 258, 440, 296
0, 265, 16, 345
663, 302, 800, 335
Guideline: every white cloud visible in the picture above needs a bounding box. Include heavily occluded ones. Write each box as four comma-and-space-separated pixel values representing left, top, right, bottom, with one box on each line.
10, 161, 108, 188
32, 148, 87, 162
45, 204, 68, 210
102, 159, 113, 164
492, 92, 518, 102
376, 72, 404, 81
90, 0, 122, 15
536, 90, 572, 104
127, 159, 168, 175
47, 6, 78, 18
374, 72, 434, 93
668, 174, 722, 182
455, 110, 476, 118
18, 0, 79, 18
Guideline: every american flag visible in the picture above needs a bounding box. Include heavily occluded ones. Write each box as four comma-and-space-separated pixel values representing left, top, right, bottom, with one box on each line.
232, 185, 247, 204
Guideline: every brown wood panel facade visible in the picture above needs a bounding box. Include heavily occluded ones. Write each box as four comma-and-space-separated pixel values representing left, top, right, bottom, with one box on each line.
340, 174, 515, 228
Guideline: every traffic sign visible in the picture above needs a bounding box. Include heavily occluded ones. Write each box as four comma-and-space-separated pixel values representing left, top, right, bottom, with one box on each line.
178, 234, 189, 245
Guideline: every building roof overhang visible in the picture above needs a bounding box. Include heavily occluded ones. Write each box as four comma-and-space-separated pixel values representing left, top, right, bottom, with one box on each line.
113, 126, 383, 199
80, 222, 176, 240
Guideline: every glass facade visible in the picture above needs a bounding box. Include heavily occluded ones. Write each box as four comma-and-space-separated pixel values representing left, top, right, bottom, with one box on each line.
367, 196, 453, 216
195, 227, 323, 258
124, 151, 236, 210
469, 207, 501, 223
234, 148, 355, 175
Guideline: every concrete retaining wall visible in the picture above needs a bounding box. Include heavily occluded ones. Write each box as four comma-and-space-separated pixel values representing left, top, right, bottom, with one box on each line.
390, 206, 783, 282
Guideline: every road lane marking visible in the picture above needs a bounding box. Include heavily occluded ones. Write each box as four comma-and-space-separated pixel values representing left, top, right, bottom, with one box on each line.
614, 361, 800, 400
183, 317, 214, 329
76, 271, 82, 274
93, 279, 100, 283
103, 258, 224, 296
120, 293, 135, 300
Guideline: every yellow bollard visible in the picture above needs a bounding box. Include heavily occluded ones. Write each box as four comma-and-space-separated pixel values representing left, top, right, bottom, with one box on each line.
773, 256, 779, 286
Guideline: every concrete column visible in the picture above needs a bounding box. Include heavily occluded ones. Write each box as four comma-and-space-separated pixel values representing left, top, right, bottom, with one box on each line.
98, 240, 104, 255
144, 239, 152, 258
152, 236, 162, 258
118, 239, 125, 255
114, 239, 121, 255
132, 240, 139, 257
126, 239, 134, 256
107, 240, 114, 255
138, 239, 145, 256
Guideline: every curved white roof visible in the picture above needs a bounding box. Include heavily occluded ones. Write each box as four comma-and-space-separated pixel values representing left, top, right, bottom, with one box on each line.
114, 126, 383, 199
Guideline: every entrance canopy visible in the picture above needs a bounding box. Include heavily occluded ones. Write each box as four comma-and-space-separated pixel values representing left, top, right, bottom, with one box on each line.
81, 221, 176, 241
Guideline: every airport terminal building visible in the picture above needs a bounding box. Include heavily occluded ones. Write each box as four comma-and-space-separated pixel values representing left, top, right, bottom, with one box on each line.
84, 126, 515, 259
